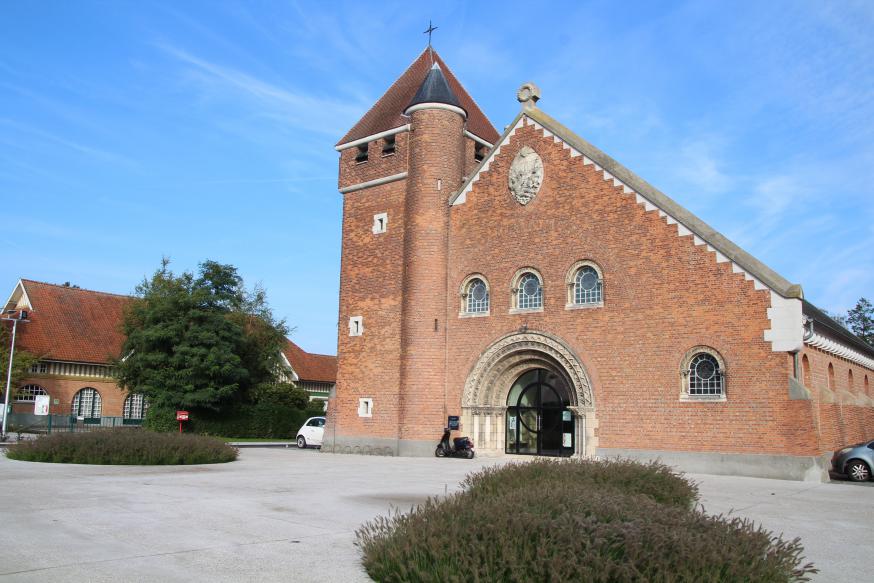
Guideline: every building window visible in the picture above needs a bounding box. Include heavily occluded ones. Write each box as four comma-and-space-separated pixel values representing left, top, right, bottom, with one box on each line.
15, 384, 48, 403
474, 143, 486, 162
372, 212, 388, 234
355, 143, 369, 163
349, 316, 363, 337
680, 347, 726, 401
801, 354, 811, 386
460, 275, 489, 315
512, 270, 543, 311
72, 387, 102, 419
123, 394, 149, 419
566, 261, 603, 308
358, 398, 373, 417
30, 362, 48, 374
382, 135, 396, 156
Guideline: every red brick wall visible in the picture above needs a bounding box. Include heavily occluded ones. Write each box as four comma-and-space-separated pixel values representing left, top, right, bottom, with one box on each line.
398, 108, 465, 442
800, 345, 874, 453
446, 122, 818, 457
10, 375, 128, 416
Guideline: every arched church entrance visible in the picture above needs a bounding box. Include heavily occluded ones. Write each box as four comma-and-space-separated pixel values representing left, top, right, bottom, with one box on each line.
505, 369, 575, 457
461, 331, 597, 458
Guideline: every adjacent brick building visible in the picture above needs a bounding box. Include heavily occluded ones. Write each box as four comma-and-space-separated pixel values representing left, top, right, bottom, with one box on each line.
324, 48, 874, 480
3, 279, 335, 425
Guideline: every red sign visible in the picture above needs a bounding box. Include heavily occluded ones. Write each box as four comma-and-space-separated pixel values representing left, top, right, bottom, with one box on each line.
176, 410, 189, 421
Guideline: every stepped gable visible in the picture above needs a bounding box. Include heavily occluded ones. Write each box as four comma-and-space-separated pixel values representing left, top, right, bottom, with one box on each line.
283, 339, 337, 383
336, 49, 498, 146
13, 280, 132, 364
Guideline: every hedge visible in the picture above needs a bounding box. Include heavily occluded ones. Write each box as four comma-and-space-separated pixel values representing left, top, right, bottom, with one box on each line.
5, 428, 238, 465
357, 458, 817, 582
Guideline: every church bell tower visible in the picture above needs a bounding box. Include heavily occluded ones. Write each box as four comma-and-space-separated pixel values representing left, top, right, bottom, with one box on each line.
326, 48, 498, 456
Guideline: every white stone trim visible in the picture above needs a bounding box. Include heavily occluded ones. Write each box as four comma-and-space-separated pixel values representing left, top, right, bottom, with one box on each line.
404, 102, 467, 118
339, 172, 407, 194
357, 398, 373, 417
464, 130, 493, 148
372, 212, 388, 234
335, 125, 411, 151
348, 316, 363, 337
764, 293, 804, 352
805, 332, 874, 370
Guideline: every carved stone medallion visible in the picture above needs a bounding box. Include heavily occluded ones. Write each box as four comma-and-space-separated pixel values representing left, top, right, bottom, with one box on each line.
508, 146, 543, 205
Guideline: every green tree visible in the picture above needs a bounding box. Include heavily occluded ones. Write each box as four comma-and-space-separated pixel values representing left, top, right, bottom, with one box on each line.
116, 259, 288, 414
0, 321, 38, 404
846, 297, 874, 346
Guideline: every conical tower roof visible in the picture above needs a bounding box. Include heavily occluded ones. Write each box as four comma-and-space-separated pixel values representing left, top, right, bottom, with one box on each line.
406, 62, 463, 113
336, 49, 498, 147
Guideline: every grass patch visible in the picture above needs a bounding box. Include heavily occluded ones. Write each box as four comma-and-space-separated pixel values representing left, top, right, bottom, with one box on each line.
5, 428, 238, 465
357, 458, 817, 582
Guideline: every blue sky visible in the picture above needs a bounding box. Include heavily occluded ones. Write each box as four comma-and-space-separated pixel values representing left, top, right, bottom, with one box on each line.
2, 1, 872, 355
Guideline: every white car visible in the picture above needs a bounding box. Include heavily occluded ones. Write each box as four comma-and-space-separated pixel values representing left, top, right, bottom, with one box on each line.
296, 416, 325, 449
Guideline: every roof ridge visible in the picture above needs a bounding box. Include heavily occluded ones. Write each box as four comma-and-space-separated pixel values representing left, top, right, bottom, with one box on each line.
21, 279, 134, 299
285, 337, 336, 358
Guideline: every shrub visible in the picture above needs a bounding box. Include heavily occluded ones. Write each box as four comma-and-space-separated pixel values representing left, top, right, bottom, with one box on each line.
357, 459, 816, 583
5, 428, 238, 465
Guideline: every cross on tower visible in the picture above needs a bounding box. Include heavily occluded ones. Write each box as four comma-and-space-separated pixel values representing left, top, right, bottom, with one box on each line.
423, 21, 438, 47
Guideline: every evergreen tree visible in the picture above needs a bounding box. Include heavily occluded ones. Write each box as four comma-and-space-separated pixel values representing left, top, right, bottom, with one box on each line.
116, 259, 288, 412
846, 297, 874, 346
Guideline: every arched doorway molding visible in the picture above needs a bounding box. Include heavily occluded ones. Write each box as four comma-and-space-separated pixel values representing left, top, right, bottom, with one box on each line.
461, 330, 597, 457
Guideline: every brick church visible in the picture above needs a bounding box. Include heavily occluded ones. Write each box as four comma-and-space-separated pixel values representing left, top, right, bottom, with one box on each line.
323, 48, 874, 480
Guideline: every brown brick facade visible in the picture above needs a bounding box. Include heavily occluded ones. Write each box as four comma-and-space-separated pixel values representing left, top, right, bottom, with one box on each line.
325, 55, 874, 478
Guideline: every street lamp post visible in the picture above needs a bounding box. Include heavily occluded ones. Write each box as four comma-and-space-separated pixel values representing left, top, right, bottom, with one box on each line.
2, 310, 29, 438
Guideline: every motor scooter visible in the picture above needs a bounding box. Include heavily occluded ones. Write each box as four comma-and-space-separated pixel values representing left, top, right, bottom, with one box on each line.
435, 428, 475, 459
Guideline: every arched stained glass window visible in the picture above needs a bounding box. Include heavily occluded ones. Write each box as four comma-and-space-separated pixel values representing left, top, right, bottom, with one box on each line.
465, 278, 489, 313
516, 272, 543, 310
573, 266, 602, 305
688, 353, 724, 396
72, 387, 102, 419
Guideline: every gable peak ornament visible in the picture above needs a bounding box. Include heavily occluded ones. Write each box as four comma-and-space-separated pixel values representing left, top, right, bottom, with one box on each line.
508, 146, 543, 205
517, 82, 541, 110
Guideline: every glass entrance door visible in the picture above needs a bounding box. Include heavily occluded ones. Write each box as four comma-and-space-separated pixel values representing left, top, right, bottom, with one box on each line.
505, 369, 574, 457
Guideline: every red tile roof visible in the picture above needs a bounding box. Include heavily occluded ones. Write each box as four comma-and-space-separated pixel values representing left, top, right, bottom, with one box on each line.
283, 339, 337, 383
336, 49, 499, 146
14, 280, 131, 364
10, 280, 338, 383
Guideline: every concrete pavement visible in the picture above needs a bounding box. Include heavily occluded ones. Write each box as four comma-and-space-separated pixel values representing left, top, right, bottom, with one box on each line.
1, 448, 871, 582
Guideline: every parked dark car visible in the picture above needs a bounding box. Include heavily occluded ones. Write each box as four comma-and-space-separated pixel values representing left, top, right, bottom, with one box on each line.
831, 440, 874, 482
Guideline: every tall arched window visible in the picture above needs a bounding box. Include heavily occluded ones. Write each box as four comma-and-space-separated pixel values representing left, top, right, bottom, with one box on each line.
848, 370, 855, 392
566, 261, 603, 307
512, 270, 543, 311
460, 275, 490, 315
123, 394, 149, 420
72, 387, 102, 419
680, 347, 726, 400
801, 354, 811, 387
827, 363, 835, 391
15, 384, 48, 403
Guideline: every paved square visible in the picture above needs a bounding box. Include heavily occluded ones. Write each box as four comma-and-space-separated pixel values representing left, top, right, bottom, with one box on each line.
1, 449, 871, 582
